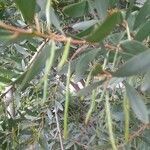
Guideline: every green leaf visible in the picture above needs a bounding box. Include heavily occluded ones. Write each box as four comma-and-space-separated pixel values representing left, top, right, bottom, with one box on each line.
127, 11, 138, 31
75, 49, 100, 81
113, 49, 150, 77
15, 0, 36, 23
107, 32, 125, 45
20, 44, 53, 90
120, 40, 149, 57
63, 1, 88, 18
134, 0, 150, 29
76, 25, 95, 38
0, 76, 12, 84
0, 67, 17, 78
0, 29, 14, 41
77, 80, 105, 96
91, 64, 103, 76
50, 7, 62, 32
72, 20, 98, 31
85, 11, 123, 42
141, 71, 150, 92
94, 0, 109, 20
135, 20, 150, 41
14, 44, 30, 57
125, 82, 149, 124
58, 58, 78, 75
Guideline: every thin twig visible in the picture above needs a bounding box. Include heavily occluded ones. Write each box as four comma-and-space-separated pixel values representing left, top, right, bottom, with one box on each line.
54, 107, 64, 150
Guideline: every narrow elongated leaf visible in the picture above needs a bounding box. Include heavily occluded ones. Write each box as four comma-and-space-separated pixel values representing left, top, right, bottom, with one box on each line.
58, 58, 78, 75
75, 49, 100, 81
113, 49, 150, 77
63, 1, 88, 18
72, 20, 98, 31
76, 25, 95, 38
15, 0, 36, 23
14, 44, 30, 57
94, 0, 109, 20
134, 0, 150, 29
50, 7, 62, 32
20, 44, 53, 90
120, 40, 149, 56
85, 11, 123, 42
125, 82, 149, 123
107, 32, 125, 44
135, 20, 150, 41
141, 71, 150, 92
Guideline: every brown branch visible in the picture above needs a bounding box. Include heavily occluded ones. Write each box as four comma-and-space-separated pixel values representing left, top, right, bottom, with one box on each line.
0, 21, 120, 48
0, 21, 87, 45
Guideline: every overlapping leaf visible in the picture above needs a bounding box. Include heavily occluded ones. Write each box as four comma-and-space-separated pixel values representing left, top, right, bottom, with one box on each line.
15, 0, 36, 23
63, 1, 88, 18
85, 11, 123, 42
113, 49, 150, 77
134, 0, 150, 29
125, 82, 149, 123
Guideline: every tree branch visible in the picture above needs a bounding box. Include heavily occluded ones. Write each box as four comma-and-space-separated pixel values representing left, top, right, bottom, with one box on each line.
0, 21, 87, 45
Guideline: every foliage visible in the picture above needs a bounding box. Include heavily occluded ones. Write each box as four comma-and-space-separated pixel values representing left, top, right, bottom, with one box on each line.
0, 0, 150, 149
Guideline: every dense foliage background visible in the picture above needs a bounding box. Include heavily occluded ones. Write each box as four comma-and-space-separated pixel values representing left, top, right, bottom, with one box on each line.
0, 0, 150, 149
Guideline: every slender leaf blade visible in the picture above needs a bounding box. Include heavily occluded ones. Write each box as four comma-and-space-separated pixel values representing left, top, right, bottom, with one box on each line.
85, 11, 123, 42
135, 20, 150, 41
63, 1, 88, 18
113, 49, 150, 77
141, 71, 150, 92
125, 82, 149, 124
15, 0, 36, 23
134, 0, 150, 29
